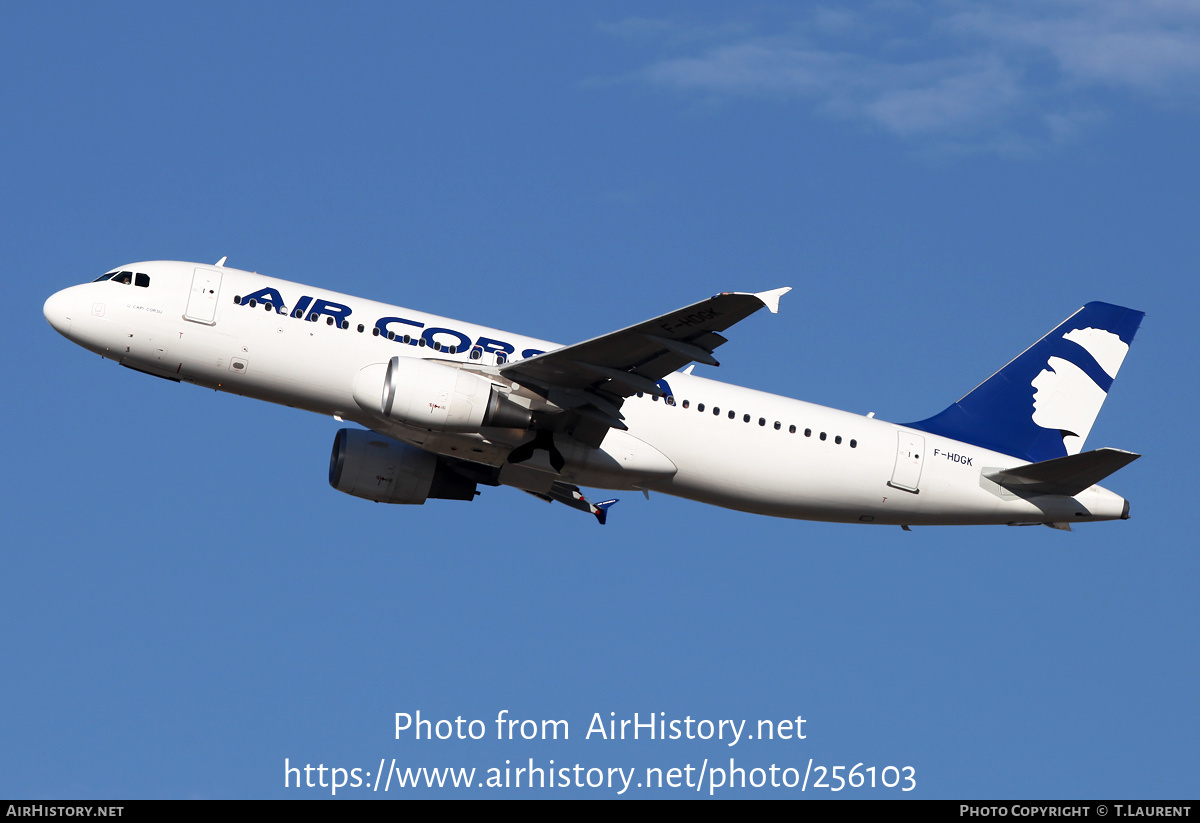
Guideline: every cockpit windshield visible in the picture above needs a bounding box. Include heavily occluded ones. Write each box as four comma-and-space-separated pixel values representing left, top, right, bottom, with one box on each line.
95, 270, 150, 287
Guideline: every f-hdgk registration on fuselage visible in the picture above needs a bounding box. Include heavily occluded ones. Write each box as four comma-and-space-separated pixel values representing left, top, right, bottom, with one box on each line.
43, 260, 1143, 529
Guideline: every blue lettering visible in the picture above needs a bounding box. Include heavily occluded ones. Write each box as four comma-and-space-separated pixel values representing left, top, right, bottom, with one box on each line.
240, 287, 285, 309
236, 291, 528, 358
307, 298, 352, 325
421, 327, 472, 353
474, 336, 515, 357
375, 316, 425, 341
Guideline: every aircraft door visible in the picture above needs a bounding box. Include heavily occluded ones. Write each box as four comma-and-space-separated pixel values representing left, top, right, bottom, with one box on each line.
184, 267, 222, 325
889, 431, 924, 493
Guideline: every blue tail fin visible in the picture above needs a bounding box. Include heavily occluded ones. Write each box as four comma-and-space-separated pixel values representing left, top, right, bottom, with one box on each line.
906, 302, 1143, 463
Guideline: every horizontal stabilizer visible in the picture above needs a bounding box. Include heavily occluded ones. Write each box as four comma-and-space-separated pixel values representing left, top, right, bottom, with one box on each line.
984, 448, 1140, 497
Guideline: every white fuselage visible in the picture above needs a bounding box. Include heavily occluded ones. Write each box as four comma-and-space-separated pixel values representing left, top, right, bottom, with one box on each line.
43, 261, 1129, 526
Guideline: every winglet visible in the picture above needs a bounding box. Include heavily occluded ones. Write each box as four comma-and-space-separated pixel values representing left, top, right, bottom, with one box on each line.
755, 287, 791, 314
594, 499, 618, 525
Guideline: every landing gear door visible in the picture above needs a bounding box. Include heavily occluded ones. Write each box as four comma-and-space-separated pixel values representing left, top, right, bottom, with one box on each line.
185, 267, 222, 325
889, 431, 924, 493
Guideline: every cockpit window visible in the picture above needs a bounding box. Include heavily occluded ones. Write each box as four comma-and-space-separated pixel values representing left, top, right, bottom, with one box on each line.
95, 270, 149, 285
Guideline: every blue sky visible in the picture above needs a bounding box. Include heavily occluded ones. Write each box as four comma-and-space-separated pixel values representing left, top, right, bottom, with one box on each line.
3, 1, 1197, 798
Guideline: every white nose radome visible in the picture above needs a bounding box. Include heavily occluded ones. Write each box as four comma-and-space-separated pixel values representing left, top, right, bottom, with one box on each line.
43, 289, 73, 338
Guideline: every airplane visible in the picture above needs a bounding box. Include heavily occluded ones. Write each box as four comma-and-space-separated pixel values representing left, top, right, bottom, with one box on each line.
43, 259, 1143, 529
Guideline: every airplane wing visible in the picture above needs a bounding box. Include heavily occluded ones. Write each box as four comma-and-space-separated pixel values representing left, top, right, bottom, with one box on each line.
498, 287, 790, 444
525, 481, 619, 525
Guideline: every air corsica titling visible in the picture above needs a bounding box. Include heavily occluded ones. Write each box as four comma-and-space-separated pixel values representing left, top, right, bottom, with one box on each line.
44, 260, 1143, 529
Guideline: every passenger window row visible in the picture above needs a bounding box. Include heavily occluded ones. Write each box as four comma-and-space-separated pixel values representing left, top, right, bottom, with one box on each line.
635, 392, 858, 448
231, 294, 492, 357
234, 294, 364, 332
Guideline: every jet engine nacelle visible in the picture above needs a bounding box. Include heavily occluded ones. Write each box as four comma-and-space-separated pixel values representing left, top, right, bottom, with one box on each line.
329, 428, 476, 504
353, 356, 531, 432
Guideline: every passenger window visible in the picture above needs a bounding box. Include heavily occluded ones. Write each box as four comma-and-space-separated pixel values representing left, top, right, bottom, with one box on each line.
805, 429, 812, 437
728, 410, 735, 419
713, 407, 720, 415
698, 404, 705, 412
789, 425, 796, 434
850, 439, 857, 448
682, 400, 690, 409
820, 432, 827, 441
774, 421, 781, 430
758, 418, 765, 426
743, 414, 750, 423
835, 435, 842, 444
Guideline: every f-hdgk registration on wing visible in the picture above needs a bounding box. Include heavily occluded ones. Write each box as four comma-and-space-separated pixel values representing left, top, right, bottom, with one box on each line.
44, 260, 1143, 529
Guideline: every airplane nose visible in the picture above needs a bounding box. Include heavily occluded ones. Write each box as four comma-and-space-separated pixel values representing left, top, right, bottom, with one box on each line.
43, 289, 73, 338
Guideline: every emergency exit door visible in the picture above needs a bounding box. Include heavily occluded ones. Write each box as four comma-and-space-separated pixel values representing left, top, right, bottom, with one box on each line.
889, 431, 925, 493
184, 267, 222, 325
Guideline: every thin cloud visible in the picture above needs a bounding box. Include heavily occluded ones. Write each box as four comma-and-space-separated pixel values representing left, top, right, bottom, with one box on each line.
603, 2, 1200, 153
947, 1, 1200, 93
597, 16, 754, 48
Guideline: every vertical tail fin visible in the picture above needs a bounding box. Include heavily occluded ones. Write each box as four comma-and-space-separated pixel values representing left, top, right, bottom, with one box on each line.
906, 302, 1143, 463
